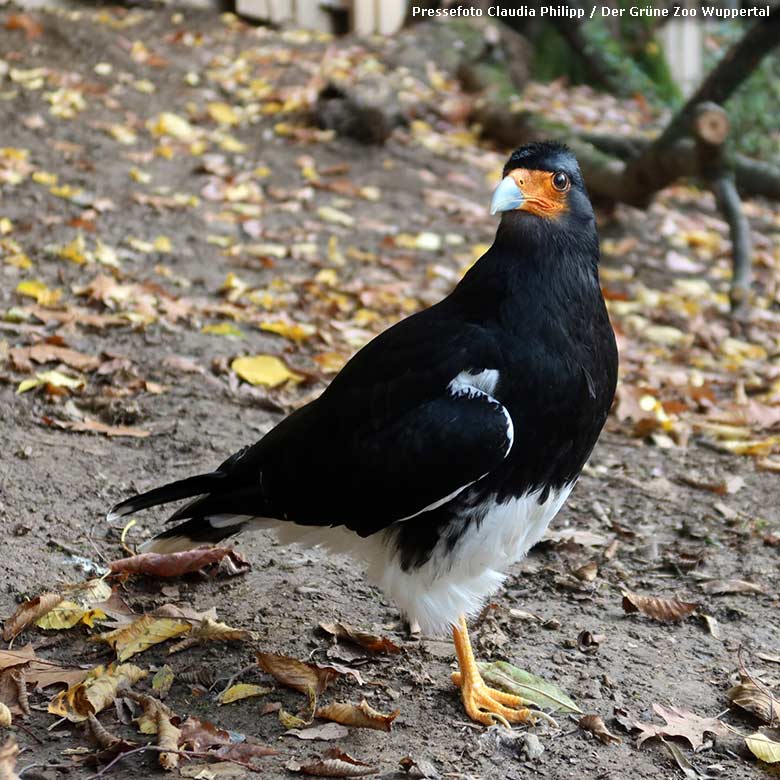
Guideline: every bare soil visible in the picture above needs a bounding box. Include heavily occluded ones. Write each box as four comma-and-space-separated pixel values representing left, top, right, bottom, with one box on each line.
0, 7, 778, 780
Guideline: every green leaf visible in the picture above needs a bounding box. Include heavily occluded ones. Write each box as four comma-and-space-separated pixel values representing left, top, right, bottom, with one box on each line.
477, 661, 582, 714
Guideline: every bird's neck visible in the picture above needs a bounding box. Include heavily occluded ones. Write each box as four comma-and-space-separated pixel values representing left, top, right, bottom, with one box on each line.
454, 216, 601, 316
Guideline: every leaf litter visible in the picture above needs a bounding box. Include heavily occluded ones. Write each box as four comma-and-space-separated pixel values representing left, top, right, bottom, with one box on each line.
1, 6, 779, 779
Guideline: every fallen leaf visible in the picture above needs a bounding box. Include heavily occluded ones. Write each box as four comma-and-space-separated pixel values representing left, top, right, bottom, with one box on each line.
179, 716, 235, 752
634, 703, 727, 750
700, 579, 765, 595
152, 665, 174, 698
231, 355, 304, 388
257, 653, 338, 696
0, 738, 20, 780
318, 623, 401, 655
108, 548, 236, 577
286, 748, 376, 777
97, 616, 190, 661
578, 714, 620, 745
15, 279, 61, 306
315, 700, 399, 732
9, 344, 100, 373
169, 618, 254, 654
0, 704, 11, 728
35, 601, 106, 631
157, 708, 182, 770
5, 13, 43, 40
745, 730, 780, 763
285, 723, 349, 741
218, 684, 273, 705
17, 370, 85, 395
660, 738, 699, 779
476, 661, 581, 714
727, 678, 780, 724
48, 663, 147, 721
213, 742, 277, 762
621, 592, 698, 623
3, 593, 64, 641
47, 417, 151, 438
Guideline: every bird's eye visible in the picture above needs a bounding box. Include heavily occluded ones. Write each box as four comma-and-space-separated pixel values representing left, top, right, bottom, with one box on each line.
552, 171, 569, 192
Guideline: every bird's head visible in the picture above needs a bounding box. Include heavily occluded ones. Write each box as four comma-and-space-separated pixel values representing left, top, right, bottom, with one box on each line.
490, 142, 593, 229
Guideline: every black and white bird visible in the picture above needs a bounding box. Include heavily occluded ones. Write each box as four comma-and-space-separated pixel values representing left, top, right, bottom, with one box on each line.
108, 142, 618, 725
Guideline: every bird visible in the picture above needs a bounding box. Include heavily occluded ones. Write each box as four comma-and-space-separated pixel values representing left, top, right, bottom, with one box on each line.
108, 141, 618, 727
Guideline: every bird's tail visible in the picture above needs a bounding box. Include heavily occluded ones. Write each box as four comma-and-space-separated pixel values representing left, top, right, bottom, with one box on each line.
107, 469, 266, 554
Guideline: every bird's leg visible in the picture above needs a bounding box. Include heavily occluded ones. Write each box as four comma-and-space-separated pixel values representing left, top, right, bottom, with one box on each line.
451, 614, 534, 727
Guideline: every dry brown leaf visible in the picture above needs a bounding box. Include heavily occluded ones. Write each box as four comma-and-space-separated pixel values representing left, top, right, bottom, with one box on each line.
109, 548, 237, 577
213, 742, 277, 761
168, 618, 254, 654
578, 714, 620, 745
318, 623, 401, 655
157, 708, 182, 771
0, 737, 20, 780
179, 716, 233, 751
727, 678, 780, 725
634, 703, 727, 749
286, 748, 377, 777
9, 344, 100, 373
5, 12, 43, 40
3, 593, 64, 641
98, 616, 190, 661
48, 663, 147, 722
621, 592, 698, 623
125, 691, 178, 735
257, 653, 338, 695
0, 647, 36, 673
315, 700, 399, 732
49, 417, 150, 438
285, 723, 350, 741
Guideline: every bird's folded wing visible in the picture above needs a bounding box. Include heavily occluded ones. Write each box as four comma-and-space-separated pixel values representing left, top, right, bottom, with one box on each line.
261, 384, 514, 537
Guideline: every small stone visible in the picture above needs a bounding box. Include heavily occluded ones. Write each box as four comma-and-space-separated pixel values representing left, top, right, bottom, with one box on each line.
522, 733, 544, 760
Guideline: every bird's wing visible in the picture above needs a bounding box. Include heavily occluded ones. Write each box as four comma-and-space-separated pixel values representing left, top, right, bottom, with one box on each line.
164, 311, 514, 537
259, 371, 513, 536
247, 313, 514, 536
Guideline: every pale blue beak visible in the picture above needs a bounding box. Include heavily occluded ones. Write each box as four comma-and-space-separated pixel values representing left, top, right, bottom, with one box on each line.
490, 175, 524, 215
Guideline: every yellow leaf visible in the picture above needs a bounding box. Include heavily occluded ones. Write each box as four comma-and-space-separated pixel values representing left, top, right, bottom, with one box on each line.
94, 240, 120, 268
17, 370, 85, 395
153, 236, 172, 253
313, 352, 346, 374
745, 732, 780, 763
231, 355, 303, 388
108, 125, 137, 145
217, 683, 272, 705
317, 206, 354, 227
148, 112, 197, 141
129, 167, 151, 183
36, 602, 106, 631
49, 184, 83, 200
32, 170, 58, 185
6, 252, 32, 269
202, 322, 243, 338
0, 218, 13, 234
207, 102, 239, 126
16, 279, 61, 305
48, 664, 147, 722
259, 320, 316, 343
97, 616, 191, 662
57, 235, 88, 265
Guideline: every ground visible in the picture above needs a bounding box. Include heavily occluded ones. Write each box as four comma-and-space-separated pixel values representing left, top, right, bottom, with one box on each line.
0, 6, 779, 780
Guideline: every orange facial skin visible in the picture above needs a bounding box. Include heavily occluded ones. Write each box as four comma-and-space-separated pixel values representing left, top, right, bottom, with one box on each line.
508, 168, 570, 219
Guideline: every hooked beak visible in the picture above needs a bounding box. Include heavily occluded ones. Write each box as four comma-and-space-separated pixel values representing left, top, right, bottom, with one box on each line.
490, 175, 524, 215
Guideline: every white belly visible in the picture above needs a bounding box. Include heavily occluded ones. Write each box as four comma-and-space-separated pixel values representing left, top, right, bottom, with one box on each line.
262, 484, 573, 637
372, 484, 574, 635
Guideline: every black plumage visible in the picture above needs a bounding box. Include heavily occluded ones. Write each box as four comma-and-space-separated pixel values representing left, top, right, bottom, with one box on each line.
108, 142, 617, 641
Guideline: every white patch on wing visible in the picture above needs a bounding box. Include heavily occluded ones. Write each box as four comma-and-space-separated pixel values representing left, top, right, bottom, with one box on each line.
448, 368, 513, 456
